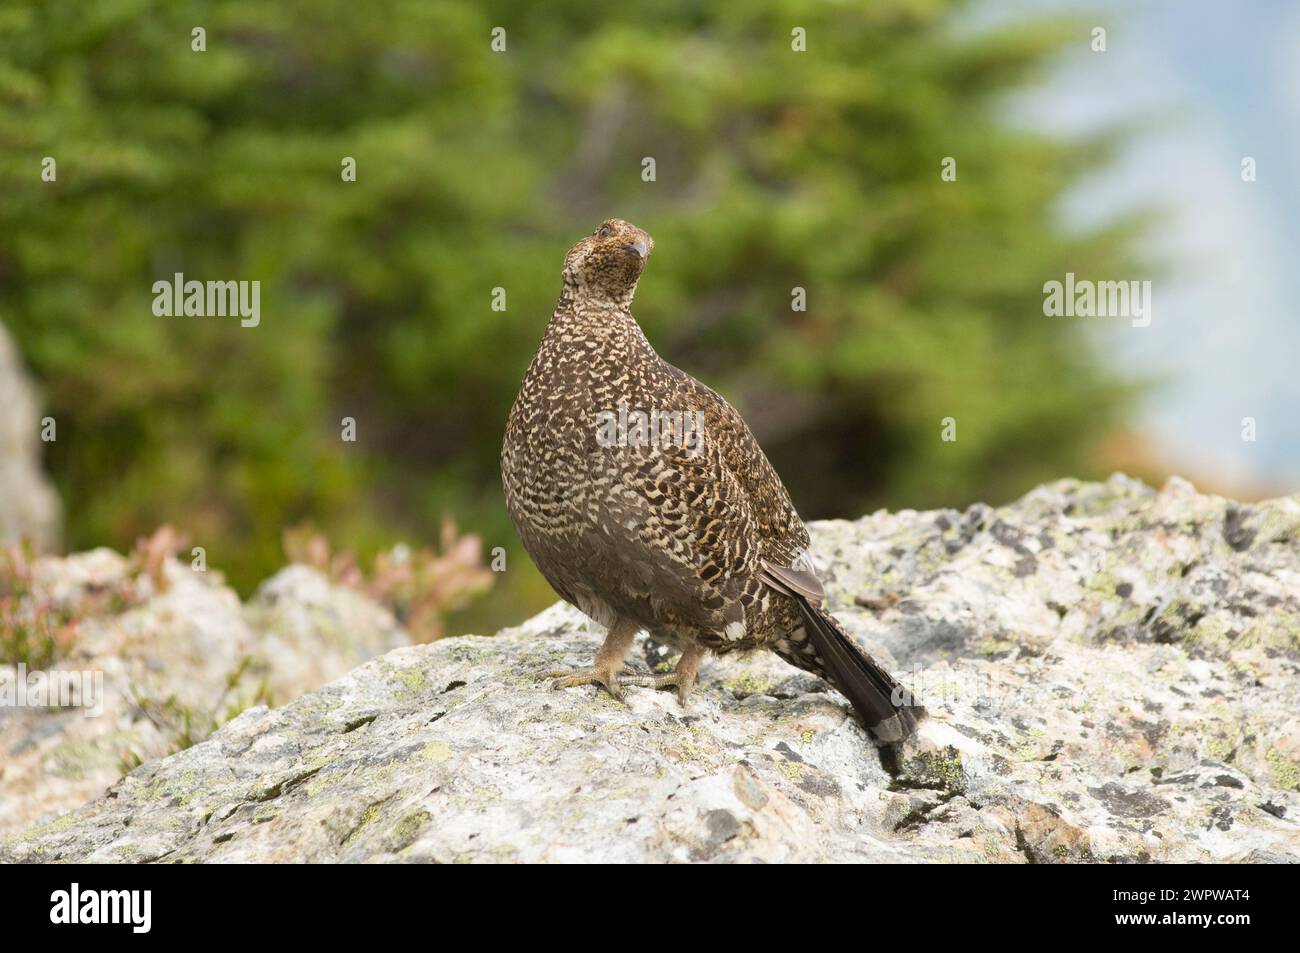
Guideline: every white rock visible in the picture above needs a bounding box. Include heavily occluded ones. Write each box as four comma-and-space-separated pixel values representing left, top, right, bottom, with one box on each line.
3, 477, 1299, 862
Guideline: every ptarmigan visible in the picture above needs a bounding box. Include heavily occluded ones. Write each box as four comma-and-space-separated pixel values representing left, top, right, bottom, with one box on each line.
502, 219, 923, 743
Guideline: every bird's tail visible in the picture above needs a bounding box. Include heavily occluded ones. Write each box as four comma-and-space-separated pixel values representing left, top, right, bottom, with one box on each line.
782, 597, 925, 744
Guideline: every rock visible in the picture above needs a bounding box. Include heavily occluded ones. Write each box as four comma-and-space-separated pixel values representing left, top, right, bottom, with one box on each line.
0, 322, 59, 550
3, 475, 1299, 862
243, 565, 410, 704
0, 559, 407, 835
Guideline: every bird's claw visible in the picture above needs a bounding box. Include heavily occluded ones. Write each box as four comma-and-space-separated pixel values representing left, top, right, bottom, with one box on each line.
617, 671, 695, 708
539, 656, 698, 709
539, 664, 633, 702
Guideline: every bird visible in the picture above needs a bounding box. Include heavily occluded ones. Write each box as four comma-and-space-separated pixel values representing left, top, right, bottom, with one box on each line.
501, 218, 924, 743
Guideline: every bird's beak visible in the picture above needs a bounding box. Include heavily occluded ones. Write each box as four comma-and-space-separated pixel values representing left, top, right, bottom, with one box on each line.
623, 239, 649, 260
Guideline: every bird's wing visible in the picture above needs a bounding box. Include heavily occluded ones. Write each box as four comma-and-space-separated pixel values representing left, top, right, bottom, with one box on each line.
576, 425, 763, 635
662, 364, 811, 568
563, 360, 813, 635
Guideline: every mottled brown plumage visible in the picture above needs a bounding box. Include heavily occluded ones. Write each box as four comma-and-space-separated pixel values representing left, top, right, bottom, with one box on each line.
502, 219, 923, 742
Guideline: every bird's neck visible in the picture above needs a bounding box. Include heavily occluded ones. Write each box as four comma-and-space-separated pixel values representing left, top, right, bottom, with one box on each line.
546, 284, 649, 349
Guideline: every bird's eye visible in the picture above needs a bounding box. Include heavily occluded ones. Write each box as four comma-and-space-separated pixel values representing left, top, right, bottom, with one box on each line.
598, 225, 612, 238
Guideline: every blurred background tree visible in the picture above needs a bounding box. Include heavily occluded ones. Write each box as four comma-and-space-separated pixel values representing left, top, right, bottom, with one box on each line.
0, 0, 1143, 635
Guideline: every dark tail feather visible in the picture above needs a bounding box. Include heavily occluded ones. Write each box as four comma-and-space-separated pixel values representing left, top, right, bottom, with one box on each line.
793, 598, 925, 744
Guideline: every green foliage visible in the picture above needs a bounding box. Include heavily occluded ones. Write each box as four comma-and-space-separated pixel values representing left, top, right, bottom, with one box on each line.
0, 0, 1143, 627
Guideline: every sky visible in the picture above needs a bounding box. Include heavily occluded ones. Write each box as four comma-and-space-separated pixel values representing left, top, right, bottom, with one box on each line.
979, 0, 1300, 494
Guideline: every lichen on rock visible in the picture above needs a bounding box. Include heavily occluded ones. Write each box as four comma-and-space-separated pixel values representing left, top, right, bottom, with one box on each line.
2, 476, 1298, 862
0, 559, 407, 835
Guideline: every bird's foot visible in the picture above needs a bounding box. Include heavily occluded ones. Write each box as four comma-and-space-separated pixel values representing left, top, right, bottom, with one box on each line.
539, 663, 633, 702
616, 669, 697, 709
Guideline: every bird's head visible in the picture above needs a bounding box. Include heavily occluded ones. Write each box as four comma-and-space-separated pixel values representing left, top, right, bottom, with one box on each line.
562, 218, 654, 306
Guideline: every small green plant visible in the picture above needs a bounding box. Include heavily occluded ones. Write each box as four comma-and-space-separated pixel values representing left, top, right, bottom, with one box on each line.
2, 529, 196, 669
0, 542, 77, 669
128, 653, 276, 761
0, 605, 66, 670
